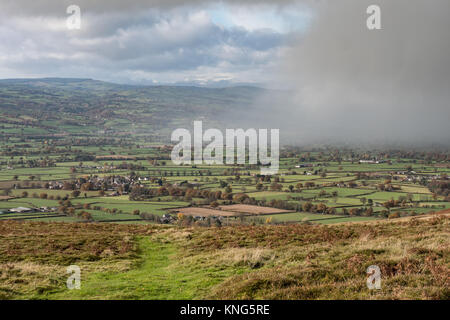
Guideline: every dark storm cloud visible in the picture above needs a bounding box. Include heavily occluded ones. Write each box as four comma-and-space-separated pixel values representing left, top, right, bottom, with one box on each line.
236, 0, 450, 145
0, 0, 300, 15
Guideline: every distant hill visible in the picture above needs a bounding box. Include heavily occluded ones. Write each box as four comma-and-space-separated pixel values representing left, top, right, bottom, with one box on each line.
0, 78, 266, 139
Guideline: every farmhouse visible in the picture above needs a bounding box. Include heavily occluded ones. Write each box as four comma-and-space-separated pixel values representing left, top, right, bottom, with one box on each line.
174, 181, 200, 188
295, 163, 313, 168
161, 214, 175, 224
9, 207, 35, 213
359, 160, 378, 164
359, 159, 386, 164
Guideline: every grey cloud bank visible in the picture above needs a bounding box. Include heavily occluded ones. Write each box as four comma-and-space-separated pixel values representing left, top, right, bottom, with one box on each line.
0, 1, 298, 85
232, 0, 450, 145
0, 0, 300, 15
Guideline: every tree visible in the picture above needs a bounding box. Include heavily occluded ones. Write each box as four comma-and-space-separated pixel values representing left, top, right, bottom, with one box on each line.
388, 212, 400, 219
364, 207, 374, 216
382, 199, 396, 211
210, 201, 219, 208
305, 182, 315, 188
72, 190, 81, 198
63, 181, 74, 190
80, 182, 93, 191
233, 193, 249, 203
360, 197, 367, 206
219, 181, 228, 188
316, 203, 327, 214
270, 183, 283, 191
348, 181, 357, 188
302, 201, 313, 212
406, 193, 414, 203
81, 211, 93, 221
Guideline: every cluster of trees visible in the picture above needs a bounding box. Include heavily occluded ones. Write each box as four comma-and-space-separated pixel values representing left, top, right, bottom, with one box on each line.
157, 169, 213, 177
427, 179, 449, 197
129, 185, 234, 202
58, 202, 124, 221
58, 200, 75, 215
340, 207, 374, 216
176, 214, 222, 227
20, 191, 71, 201
377, 180, 400, 191
139, 212, 162, 222
300, 202, 336, 214
387, 211, 424, 219
75, 211, 93, 221
115, 163, 145, 171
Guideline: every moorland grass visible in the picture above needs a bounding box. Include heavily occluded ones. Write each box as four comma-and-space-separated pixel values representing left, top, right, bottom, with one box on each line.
0, 213, 448, 300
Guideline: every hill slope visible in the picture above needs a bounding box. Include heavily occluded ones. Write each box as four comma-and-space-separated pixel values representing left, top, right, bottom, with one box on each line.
0, 213, 448, 300
0, 78, 265, 139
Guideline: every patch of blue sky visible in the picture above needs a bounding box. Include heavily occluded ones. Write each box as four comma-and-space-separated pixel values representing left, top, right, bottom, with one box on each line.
207, 2, 313, 34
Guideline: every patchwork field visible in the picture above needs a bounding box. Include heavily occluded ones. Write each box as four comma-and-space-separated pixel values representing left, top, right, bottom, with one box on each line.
0, 154, 448, 225
218, 204, 292, 215
170, 207, 237, 217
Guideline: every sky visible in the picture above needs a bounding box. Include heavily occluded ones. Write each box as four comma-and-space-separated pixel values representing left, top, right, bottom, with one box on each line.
223, 0, 450, 145
0, 0, 449, 144
0, 0, 312, 86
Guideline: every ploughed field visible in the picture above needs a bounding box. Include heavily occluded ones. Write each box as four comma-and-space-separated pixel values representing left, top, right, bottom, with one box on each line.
0, 212, 448, 300
170, 207, 238, 217
218, 204, 292, 215
170, 205, 292, 217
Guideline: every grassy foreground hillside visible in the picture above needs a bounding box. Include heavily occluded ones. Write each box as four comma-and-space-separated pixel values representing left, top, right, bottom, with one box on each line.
0, 212, 448, 300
